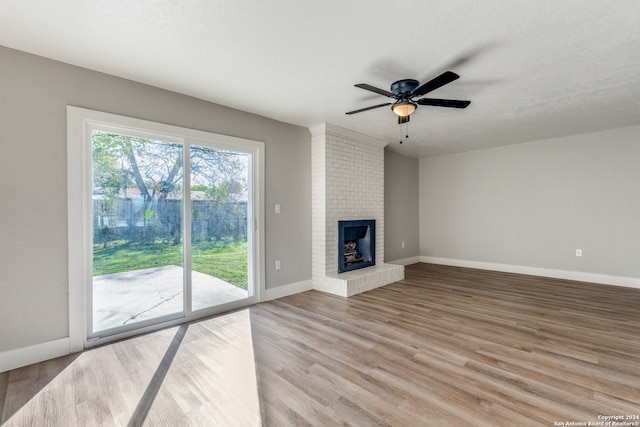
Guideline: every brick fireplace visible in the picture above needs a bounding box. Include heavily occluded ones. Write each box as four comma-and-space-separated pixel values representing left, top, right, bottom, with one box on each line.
311, 124, 404, 297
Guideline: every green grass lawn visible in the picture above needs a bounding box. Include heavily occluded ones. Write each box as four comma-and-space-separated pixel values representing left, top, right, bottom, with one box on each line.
93, 239, 248, 289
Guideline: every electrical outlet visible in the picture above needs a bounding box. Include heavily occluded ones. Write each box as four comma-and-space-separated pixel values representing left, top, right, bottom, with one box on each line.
275, 260, 281, 270
401, 241, 405, 248
575, 249, 582, 257
275, 204, 281, 214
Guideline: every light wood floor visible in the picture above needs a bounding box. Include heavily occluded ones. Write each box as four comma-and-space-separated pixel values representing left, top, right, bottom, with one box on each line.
2, 263, 640, 426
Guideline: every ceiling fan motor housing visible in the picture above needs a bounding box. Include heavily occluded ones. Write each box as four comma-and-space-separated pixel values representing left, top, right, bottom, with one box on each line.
390, 79, 419, 96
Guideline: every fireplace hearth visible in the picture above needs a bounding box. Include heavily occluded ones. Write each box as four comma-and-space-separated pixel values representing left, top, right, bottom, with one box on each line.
338, 220, 375, 273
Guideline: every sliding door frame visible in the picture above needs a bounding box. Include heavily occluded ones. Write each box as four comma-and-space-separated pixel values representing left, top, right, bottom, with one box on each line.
67, 106, 265, 350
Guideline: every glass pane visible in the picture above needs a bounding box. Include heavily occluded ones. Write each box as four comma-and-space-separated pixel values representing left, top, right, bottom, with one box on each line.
190, 145, 249, 311
91, 132, 184, 333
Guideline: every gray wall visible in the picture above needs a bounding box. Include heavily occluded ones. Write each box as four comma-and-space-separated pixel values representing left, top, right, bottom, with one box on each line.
384, 148, 420, 263
419, 125, 640, 278
0, 45, 311, 352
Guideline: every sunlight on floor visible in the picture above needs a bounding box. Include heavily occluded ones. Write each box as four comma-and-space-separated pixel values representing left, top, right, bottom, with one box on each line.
3, 310, 262, 426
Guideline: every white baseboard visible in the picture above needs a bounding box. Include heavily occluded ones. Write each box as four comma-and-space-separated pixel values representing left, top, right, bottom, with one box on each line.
387, 256, 421, 266
420, 256, 640, 290
0, 337, 71, 373
264, 279, 313, 301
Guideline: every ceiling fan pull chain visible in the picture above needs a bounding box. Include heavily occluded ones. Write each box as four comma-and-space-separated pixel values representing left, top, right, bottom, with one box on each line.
399, 122, 409, 144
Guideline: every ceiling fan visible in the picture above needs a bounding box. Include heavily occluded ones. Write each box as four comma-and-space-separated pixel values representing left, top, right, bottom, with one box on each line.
345, 71, 471, 124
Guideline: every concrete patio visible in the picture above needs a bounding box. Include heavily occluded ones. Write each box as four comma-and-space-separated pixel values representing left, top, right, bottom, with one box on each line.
92, 265, 248, 332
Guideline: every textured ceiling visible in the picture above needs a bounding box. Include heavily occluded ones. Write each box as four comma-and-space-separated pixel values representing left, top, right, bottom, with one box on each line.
1, 0, 639, 157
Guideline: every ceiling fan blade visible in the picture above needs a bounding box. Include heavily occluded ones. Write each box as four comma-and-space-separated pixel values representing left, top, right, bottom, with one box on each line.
345, 103, 392, 115
354, 83, 394, 98
416, 98, 471, 109
413, 71, 460, 97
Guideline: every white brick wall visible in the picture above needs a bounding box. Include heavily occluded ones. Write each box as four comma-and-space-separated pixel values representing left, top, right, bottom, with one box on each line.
311, 128, 327, 279
311, 124, 403, 296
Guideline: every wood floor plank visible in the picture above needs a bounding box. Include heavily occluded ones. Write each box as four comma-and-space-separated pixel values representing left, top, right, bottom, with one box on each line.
3, 262, 640, 426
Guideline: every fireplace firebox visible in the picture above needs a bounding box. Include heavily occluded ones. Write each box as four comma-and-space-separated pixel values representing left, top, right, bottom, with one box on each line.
338, 220, 375, 273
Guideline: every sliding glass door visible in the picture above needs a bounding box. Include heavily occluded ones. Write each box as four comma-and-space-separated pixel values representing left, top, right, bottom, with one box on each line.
189, 144, 253, 312
71, 109, 263, 341
91, 134, 186, 333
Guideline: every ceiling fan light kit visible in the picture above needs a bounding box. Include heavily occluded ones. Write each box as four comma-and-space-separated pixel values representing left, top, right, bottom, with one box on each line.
346, 71, 471, 124
391, 101, 417, 117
